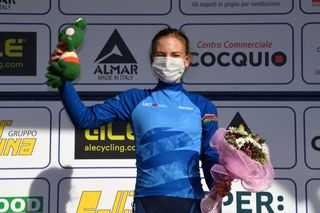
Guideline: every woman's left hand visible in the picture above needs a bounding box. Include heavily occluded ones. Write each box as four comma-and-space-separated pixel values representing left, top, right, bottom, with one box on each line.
213, 181, 232, 197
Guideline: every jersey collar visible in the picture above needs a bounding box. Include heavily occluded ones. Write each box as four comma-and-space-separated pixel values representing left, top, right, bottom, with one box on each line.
155, 80, 183, 91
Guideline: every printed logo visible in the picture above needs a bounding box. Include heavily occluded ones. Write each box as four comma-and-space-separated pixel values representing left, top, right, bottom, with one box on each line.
182, 0, 291, 14
74, 121, 136, 159
216, 179, 296, 213
227, 112, 251, 132
182, 24, 292, 85
0, 32, 37, 76
178, 106, 194, 110
77, 190, 134, 213
304, 108, 320, 168
221, 191, 285, 212
311, 136, 320, 151
0, 196, 43, 213
0, 0, 16, 11
312, 0, 320, 7
191, 48, 287, 68
0, 120, 37, 156
142, 102, 167, 108
93, 29, 138, 81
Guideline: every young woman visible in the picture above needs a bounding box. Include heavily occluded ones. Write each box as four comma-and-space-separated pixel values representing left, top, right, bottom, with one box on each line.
48, 28, 231, 213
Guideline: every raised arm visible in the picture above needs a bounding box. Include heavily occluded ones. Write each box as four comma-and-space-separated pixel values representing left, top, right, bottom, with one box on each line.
58, 81, 146, 129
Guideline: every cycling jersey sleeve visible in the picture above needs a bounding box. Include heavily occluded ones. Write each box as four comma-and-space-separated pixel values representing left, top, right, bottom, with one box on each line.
200, 99, 219, 190
58, 81, 146, 129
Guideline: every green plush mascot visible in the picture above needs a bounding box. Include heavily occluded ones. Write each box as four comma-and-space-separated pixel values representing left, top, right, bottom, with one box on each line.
46, 18, 87, 88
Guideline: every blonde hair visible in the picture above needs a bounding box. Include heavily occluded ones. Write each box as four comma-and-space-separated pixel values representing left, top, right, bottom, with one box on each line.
150, 28, 190, 56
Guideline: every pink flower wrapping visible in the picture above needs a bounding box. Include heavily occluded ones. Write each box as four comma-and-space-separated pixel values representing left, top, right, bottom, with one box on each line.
200, 127, 275, 213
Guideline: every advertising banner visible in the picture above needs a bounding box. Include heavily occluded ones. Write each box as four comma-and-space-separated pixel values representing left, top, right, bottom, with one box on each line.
59, 107, 136, 168
301, 0, 320, 13
58, 177, 296, 213
180, 0, 293, 15
0, 24, 50, 86
59, 0, 171, 15
182, 23, 293, 86
303, 107, 320, 169
0, 0, 50, 14
302, 23, 320, 84
69, 24, 168, 86
0, 107, 51, 169
220, 179, 296, 213
58, 177, 136, 213
306, 179, 320, 213
0, 178, 49, 213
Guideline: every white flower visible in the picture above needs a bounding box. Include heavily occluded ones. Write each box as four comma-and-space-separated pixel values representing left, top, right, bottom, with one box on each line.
261, 144, 270, 158
250, 138, 262, 149
235, 137, 247, 148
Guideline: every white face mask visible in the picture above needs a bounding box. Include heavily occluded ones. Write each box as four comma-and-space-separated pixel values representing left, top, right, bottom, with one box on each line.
152, 56, 185, 83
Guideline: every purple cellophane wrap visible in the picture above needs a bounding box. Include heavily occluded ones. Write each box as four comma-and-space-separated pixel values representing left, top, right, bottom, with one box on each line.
200, 128, 275, 213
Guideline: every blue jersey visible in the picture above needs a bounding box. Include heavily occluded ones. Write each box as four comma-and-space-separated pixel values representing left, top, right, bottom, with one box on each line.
59, 80, 219, 200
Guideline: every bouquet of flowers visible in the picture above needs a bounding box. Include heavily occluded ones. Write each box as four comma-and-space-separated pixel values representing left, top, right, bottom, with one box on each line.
200, 124, 274, 213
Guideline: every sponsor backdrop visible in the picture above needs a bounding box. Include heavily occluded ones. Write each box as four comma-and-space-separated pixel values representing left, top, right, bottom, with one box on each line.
1, 0, 320, 213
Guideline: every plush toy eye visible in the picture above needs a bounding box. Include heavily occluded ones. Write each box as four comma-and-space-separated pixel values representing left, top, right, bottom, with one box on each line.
65, 28, 75, 36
